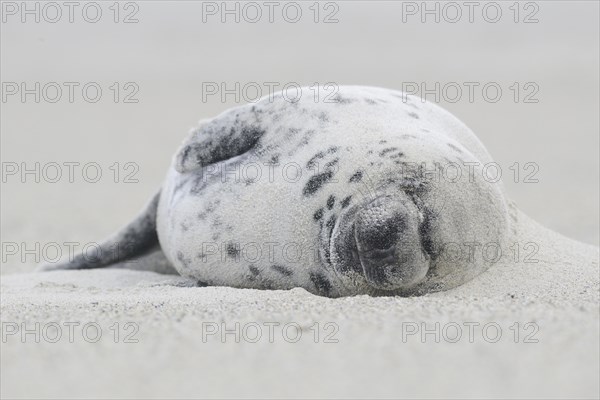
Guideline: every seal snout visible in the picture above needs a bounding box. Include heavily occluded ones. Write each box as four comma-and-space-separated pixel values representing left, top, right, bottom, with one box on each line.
353, 195, 430, 290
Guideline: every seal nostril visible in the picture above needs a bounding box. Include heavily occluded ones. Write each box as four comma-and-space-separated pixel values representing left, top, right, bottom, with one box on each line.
356, 223, 397, 250
355, 203, 406, 251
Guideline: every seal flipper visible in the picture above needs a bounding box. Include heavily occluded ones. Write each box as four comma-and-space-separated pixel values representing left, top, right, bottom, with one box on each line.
174, 118, 265, 173
36, 191, 175, 273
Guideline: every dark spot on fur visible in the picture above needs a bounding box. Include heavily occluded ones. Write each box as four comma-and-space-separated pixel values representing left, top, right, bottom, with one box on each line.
303, 129, 316, 140
323, 246, 331, 265
349, 170, 363, 183
408, 112, 420, 119
179, 146, 192, 168
310, 272, 332, 295
247, 265, 260, 282
332, 94, 354, 104
177, 251, 190, 268
190, 175, 209, 196
271, 264, 293, 276
249, 265, 260, 275
303, 170, 334, 196
418, 210, 436, 260
198, 124, 265, 168
314, 208, 324, 221
326, 214, 337, 229
379, 147, 398, 156
325, 158, 339, 169
297, 138, 310, 148
306, 151, 325, 169
226, 242, 240, 257
327, 195, 336, 209
341, 196, 352, 208
447, 143, 463, 154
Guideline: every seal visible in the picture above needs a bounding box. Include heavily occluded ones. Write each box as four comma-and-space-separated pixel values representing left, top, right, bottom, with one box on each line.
38, 86, 511, 297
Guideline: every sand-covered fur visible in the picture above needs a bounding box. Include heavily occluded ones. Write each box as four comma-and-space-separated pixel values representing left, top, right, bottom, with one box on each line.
39, 86, 513, 297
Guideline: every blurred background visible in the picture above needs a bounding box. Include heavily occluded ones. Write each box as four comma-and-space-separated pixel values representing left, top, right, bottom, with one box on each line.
2, 1, 598, 275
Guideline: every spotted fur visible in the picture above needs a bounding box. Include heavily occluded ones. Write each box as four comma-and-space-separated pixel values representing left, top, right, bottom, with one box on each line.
39, 86, 511, 297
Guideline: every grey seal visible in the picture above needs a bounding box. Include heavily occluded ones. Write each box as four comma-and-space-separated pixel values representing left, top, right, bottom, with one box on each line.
38, 86, 511, 297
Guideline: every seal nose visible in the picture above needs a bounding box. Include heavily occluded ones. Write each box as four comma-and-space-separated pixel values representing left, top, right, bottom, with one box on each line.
354, 195, 429, 290
354, 196, 406, 251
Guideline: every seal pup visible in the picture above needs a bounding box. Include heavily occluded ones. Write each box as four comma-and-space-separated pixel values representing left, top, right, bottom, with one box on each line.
38, 86, 511, 297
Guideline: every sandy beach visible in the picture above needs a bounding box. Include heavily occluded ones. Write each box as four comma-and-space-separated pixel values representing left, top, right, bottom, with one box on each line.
1, 211, 598, 399
1, 2, 599, 399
